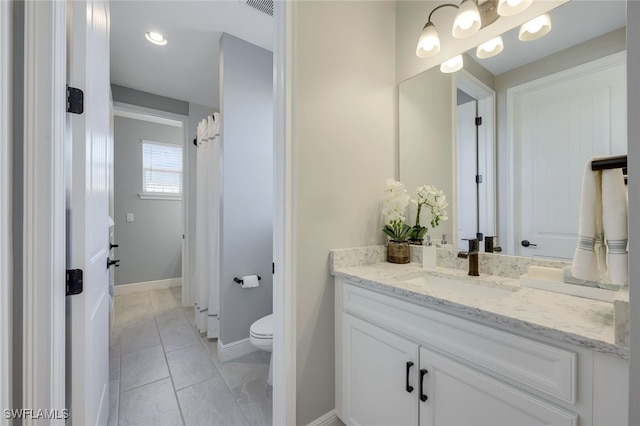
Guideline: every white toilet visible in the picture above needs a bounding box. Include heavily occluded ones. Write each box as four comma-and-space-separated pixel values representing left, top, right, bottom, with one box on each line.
250, 313, 273, 386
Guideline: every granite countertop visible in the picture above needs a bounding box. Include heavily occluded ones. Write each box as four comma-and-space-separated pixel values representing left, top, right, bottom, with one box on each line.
332, 260, 629, 359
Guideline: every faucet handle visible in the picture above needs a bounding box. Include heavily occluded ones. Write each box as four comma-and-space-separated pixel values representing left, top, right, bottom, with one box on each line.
462, 238, 479, 251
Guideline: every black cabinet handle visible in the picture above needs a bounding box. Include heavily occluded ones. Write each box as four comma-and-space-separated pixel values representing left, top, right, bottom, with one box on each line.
521, 240, 537, 248
110, 243, 119, 249
107, 257, 120, 269
405, 362, 414, 393
419, 369, 428, 402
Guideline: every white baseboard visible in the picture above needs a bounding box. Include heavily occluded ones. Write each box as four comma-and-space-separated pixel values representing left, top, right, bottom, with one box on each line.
306, 410, 341, 426
114, 278, 181, 296
217, 337, 259, 362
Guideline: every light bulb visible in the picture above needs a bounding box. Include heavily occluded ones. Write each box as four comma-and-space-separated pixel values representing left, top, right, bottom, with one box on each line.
440, 54, 464, 73
416, 22, 441, 58
145, 31, 167, 46
518, 14, 551, 41
476, 36, 504, 59
497, 0, 532, 16
452, 0, 481, 39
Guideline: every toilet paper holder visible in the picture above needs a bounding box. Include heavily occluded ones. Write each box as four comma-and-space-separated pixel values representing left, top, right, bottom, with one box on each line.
234, 276, 262, 285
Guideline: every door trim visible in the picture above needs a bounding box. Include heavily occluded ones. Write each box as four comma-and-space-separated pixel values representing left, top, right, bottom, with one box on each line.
0, 0, 12, 415
22, 0, 67, 421
112, 102, 192, 306
273, 1, 297, 424
505, 51, 626, 255
455, 69, 497, 246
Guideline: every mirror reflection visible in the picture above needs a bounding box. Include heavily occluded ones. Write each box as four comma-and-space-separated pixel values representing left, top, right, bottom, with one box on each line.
399, 0, 626, 259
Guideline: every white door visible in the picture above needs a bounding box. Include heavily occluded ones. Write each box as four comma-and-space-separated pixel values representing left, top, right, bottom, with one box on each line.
67, 0, 112, 424
343, 314, 419, 426
418, 347, 577, 426
515, 57, 626, 259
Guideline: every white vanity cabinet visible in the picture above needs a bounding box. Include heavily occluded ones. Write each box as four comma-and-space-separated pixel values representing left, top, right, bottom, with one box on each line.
418, 346, 576, 426
335, 277, 629, 426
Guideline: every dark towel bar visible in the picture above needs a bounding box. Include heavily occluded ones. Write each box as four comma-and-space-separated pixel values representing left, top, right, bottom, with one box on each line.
591, 155, 627, 172
591, 155, 627, 184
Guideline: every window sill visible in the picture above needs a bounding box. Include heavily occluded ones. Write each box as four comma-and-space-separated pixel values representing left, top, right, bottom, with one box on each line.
138, 193, 182, 201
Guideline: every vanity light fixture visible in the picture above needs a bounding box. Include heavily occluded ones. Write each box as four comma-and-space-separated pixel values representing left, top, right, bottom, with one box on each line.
476, 35, 504, 58
440, 54, 464, 73
145, 31, 167, 46
497, 0, 533, 17
518, 13, 552, 41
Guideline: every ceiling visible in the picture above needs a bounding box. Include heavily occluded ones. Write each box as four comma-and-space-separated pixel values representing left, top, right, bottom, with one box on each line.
110, 0, 273, 108
110, 1, 626, 107
467, 0, 626, 75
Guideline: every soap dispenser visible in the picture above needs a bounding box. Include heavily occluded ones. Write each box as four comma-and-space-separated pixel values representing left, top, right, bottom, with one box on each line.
423, 236, 437, 269
439, 234, 453, 249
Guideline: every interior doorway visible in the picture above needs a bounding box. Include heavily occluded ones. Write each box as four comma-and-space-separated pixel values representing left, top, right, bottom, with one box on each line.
455, 70, 496, 250
111, 103, 188, 297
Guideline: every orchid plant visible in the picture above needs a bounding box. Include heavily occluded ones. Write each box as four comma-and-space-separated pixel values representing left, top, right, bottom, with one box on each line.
381, 179, 412, 241
409, 185, 449, 243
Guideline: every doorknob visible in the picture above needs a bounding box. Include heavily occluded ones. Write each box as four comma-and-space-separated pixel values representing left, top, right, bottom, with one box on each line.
107, 257, 121, 269
521, 240, 537, 248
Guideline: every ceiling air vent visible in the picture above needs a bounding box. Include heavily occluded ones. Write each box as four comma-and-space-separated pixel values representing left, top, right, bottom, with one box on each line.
245, 0, 273, 17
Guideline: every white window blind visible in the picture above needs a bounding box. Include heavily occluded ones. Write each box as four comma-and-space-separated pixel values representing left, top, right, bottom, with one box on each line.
142, 141, 182, 196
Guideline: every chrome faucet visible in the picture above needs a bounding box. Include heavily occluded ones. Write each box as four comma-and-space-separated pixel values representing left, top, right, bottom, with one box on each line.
458, 238, 480, 276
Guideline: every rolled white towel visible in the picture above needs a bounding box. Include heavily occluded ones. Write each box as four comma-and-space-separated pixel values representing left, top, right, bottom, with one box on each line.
572, 158, 605, 282
601, 168, 628, 286
562, 266, 599, 288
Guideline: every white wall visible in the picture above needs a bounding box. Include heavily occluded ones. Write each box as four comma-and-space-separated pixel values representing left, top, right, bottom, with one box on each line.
293, 2, 396, 424
398, 67, 455, 241
219, 33, 273, 344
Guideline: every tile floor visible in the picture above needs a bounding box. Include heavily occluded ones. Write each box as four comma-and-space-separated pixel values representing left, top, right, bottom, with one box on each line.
109, 286, 272, 426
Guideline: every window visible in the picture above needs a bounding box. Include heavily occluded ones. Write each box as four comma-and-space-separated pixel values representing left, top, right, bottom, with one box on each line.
140, 140, 182, 200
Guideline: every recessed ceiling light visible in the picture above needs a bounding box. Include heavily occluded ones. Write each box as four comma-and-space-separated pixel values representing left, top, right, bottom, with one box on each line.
145, 31, 167, 46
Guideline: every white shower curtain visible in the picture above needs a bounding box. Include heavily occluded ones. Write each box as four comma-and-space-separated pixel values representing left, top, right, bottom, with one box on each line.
195, 113, 221, 338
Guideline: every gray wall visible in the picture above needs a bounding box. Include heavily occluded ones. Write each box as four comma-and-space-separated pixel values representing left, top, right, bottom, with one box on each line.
113, 116, 183, 285
219, 33, 273, 345
111, 84, 189, 116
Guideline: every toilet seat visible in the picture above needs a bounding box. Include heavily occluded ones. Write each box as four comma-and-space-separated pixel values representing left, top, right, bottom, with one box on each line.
250, 314, 273, 354
250, 314, 273, 339
250, 314, 274, 386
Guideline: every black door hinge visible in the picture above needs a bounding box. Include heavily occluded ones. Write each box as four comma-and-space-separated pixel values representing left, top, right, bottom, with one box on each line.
66, 269, 84, 296
475, 174, 483, 184
66, 86, 84, 114
475, 116, 482, 126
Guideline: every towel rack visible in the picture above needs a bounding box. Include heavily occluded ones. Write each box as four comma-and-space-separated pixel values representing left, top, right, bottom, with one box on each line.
591, 155, 627, 184
591, 155, 627, 172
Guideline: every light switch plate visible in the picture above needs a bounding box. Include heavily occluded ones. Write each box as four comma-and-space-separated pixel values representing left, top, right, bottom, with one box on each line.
126, 213, 134, 222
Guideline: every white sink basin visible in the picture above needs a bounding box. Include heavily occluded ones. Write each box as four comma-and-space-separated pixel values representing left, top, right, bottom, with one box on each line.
405, 275, 518, 300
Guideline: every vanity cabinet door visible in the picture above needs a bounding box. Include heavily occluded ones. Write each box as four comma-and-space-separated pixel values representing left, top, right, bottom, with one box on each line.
418, 347, 577, 426
343, 314, 419, 426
